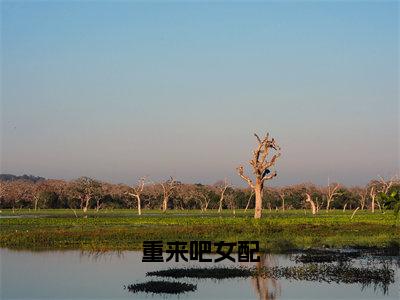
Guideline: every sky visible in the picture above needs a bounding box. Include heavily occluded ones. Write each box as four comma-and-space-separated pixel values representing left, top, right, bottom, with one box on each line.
1, 1, 399, 187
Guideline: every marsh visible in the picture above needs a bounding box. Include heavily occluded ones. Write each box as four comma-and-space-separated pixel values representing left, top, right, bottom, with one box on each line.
1, 249, 398, 299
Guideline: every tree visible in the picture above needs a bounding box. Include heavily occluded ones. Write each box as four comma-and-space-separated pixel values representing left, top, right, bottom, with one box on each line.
237, 133, 281, 219
69, 177, 103, 214
192, 184, 214, 212
215, 178, 230, 213
305, 193, 316, 215
367, 176, 398, 213
244, 189, 255, 212
160, 177, 177, 212
324, 180, 340, 211
0, 180, 35, 209
351, 186, 368, 210
277, 186, 293, 212
128, 177, 147, 215
380, 190, 400, 219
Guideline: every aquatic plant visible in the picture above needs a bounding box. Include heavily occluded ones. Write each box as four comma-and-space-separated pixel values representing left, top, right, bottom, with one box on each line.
148, 267, 253, 279
147, 264, 395, 294
124, 280, 196, 294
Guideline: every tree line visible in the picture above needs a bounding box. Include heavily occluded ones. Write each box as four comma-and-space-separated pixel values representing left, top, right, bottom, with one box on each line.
1, 174, 399, 214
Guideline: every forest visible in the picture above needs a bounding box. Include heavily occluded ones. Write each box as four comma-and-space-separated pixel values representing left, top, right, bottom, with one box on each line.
1, 173, 399, 214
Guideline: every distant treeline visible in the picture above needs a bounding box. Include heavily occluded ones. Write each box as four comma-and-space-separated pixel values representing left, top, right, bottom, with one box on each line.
0, 174, 399, 211
0, 174, 45, 183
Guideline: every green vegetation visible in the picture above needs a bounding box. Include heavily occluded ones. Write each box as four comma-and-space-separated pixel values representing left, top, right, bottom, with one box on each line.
146, 265, 394, 293
381, 190, 400, 218
1, 209, 398, 252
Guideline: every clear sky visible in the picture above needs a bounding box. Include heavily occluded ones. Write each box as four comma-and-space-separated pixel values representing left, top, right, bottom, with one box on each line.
1, 1, 399, 186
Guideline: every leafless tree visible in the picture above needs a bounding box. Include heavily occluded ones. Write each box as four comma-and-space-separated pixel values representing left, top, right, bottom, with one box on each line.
160, 177, 176, 212
277, 186, 292, 212
325, 180, 340, 211
378, 175, 398, 194
225, 192, 237, 215
128, 177, 147, 215
351, 186, 368, 210
369, 175, 398, 212
216, 178, 230, 213
244, 189, 255, 212
237, 133, 281, 219
369, 185, 377, 213
305, 193, 317, 215
70, 177, 102, 214
192, 184, 212, 212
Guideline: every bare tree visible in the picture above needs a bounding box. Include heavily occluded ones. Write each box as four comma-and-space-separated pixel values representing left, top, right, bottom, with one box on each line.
128, 177, 147, 215
160, 177, 176, 212
237, 133, 281, 219
325, 180, 340, 211
70, 177, 102, 214
225, 192, 237, 215
192, 184, 212, 212
216, 178, 230, 213
305, 193, 317, 215
367, 176, 395, 213
370, 185, 377, 213
352, 186, 368, 210
244, 189, 255, 212
277, 186, 291, 212
369, 175, 398, 212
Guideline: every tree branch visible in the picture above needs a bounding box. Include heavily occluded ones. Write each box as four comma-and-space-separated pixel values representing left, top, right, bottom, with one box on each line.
237, 166, 255, 189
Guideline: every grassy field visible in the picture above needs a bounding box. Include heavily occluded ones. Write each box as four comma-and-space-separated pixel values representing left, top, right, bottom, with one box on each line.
0, 209, 399, 252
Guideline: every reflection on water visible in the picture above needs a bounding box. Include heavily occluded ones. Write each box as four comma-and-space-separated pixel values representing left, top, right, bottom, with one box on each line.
252, 254, 281, 300
79, 250, 125, 262
1, 249, 399, 299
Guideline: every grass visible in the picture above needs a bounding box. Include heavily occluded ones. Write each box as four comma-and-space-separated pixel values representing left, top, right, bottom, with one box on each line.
0, 209, 399, 252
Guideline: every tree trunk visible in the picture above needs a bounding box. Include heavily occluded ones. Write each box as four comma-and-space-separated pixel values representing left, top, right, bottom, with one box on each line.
371, 195, 375, 213
254, 183, 263, 219
305, 194, 316, 215
136, 196, 142, 215
218, 194, 224, 213
83, 195, 90, 213
244, 191, 254, 212
162, 197, 168, 212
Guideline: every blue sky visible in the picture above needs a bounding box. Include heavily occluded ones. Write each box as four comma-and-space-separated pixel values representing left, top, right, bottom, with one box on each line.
1, 1, 398, 186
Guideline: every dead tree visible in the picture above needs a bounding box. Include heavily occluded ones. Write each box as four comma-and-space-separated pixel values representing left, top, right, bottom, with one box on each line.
325, 181, 340, 211
244, 189, 255, 212
353, 186, 368, 210
367, 176, 396, 213
160, 177, 176, 212
378, 175, 396, 194
305, 193, 316, 215
237, 133, 281, 219
370, 186, 377, 213
128, 177, 146, 215
216, 178, 230, 213
193, 185, 212, 212
278, 189, 286, 212
70, 177, 102, 215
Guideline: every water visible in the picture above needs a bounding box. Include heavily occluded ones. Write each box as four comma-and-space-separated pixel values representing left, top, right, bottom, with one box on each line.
1, 249, 398, 300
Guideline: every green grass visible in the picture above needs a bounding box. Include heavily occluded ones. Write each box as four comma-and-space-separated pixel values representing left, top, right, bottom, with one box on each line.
0, 209, 398, 252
